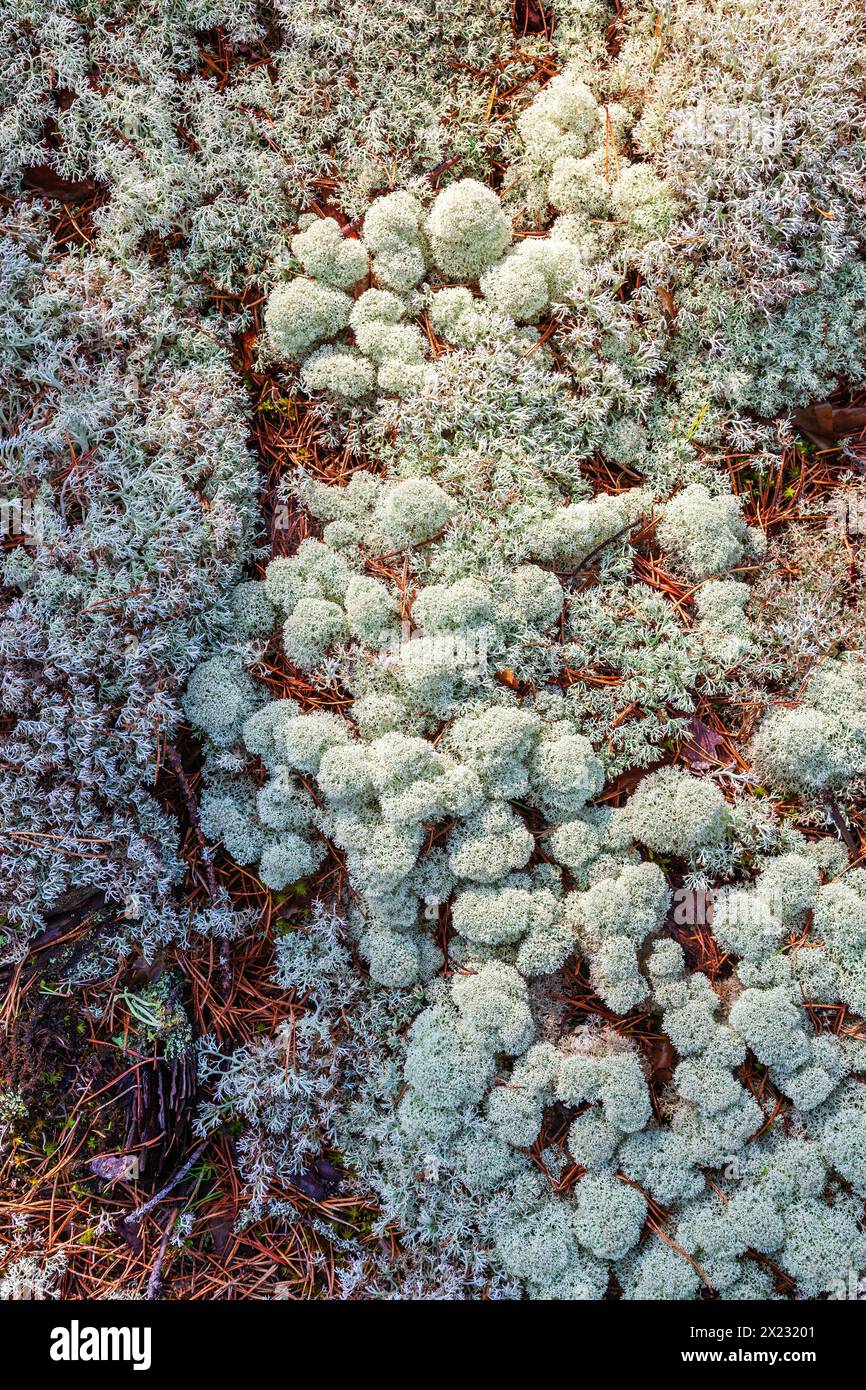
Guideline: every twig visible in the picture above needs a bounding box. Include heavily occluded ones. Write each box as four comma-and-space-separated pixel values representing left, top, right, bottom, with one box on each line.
164, 743, 218, 899
825, 795, 860, 856
125, 1136, 211, 1227
146, 1211, 178, 1300
556, 519, 643, 577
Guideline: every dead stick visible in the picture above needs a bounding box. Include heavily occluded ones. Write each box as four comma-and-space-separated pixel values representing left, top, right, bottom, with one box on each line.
164, 743, 218, 900
146, 1211, 178, 1300
557, 519, 643, 577
825, 795, 860, 857
125, 1136, 211, 1227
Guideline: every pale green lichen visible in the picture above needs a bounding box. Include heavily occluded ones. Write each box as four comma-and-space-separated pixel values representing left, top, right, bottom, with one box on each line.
426, 178, 511, 280
291, 216, 369, 289
69, 0, 866, 1304
264, 277, 353, 361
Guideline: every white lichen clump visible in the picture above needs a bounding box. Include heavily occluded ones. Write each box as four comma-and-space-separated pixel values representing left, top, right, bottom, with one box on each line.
261, 84, 680, 407
750, 657, 866, 794
657, 484, 766, 580
28, 0, 866, 1306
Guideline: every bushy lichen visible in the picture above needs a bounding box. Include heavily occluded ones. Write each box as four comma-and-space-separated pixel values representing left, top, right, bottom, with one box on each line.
657, 484, 766, 580
12, 0, 866, 1306
264, 277, 353, 361
750, 656, 866, 795
611, 766, 729, 858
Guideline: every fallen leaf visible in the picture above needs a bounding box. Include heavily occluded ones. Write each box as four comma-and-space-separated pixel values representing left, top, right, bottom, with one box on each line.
293, 1155, 342, 1202
512, 0, 552, 35
650, 1038, 677, 1086
656, 285, 678, 321
793, 402, 866, 451
495, 668, 521, 691
238, 329, 257, 373
22, 165, 101, 203
681, 716, 725, 769
89, 1153, 140, 1182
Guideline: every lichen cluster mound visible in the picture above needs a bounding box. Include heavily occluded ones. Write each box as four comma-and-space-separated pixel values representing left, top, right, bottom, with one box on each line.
4, 0, 866, 1301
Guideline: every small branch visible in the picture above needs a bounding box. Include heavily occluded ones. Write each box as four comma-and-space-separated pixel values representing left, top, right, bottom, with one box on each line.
824, 795, 859, 857
164, 743, 218, 900
125, 1136, 211, 1227
146, 1211, 178, 1300
556, 519, 643, 578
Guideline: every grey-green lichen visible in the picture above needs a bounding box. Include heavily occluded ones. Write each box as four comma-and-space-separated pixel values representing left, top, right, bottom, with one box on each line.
186, 458, 866, 1299
8, 0, 866, 1306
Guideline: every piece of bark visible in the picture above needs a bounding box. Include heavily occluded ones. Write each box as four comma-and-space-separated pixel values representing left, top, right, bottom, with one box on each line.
792, 402, 866, 451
